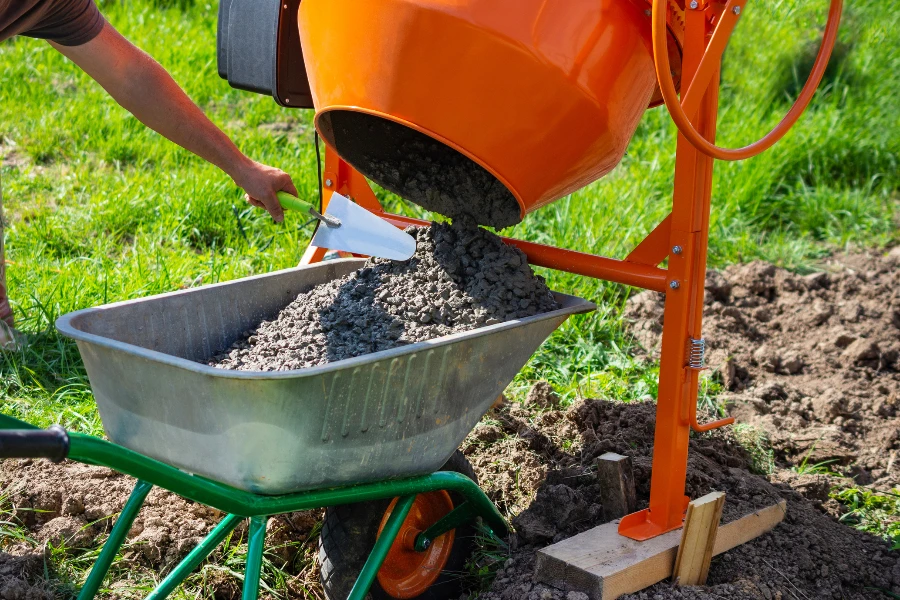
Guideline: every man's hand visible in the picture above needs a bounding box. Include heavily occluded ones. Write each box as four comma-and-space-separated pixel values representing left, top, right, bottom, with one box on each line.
50, 22, 296, 222
231, 160, 298, 223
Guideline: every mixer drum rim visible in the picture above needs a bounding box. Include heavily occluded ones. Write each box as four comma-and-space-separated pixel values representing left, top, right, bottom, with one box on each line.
317, 108, 526, 230
298, 0, 660, 229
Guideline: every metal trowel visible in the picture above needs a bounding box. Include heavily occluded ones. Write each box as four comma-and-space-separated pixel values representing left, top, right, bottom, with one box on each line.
277, 191, 417, 261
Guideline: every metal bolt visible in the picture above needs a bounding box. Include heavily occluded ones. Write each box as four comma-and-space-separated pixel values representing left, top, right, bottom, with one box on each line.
325, 179, 333, 187
421, 539, 431, 550
644, 9, 651, 16
285, 98, 291, 104
672, 245, 683, 255
732, 5, 741, 14
689, 0, 698, 9
669, 280, 681, 290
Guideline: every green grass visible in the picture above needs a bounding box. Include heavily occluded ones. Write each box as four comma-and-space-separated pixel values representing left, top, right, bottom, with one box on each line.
1, 0, 898, 596
732, 424, 776, 476
833, 487, 900, 550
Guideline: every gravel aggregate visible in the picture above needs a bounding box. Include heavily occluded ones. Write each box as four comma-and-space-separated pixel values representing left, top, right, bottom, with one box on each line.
209, 219, 559, 371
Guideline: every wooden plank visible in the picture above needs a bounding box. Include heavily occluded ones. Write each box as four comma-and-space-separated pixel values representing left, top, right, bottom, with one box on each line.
672, 492, 726, 586
596, 453, 637, 521
712, 499, 787, 555
535, 500, 787, 600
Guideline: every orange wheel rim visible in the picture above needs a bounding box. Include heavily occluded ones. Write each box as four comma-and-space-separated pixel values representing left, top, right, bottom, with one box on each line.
376, 491, 455, 599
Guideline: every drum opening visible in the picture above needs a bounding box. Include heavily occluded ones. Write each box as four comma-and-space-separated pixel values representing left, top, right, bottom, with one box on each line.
317, 110, 522, 229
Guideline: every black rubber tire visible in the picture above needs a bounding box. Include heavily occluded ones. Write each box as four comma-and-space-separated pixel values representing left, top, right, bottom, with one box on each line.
319, 451, 478, 600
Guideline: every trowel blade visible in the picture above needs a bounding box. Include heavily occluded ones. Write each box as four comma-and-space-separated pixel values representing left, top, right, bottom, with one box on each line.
311, 192, 417, 261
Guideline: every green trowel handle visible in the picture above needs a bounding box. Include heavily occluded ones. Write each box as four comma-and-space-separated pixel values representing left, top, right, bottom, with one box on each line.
276, 191, 315, 215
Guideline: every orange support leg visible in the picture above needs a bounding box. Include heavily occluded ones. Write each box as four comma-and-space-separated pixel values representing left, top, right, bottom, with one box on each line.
619, 5, 729, 541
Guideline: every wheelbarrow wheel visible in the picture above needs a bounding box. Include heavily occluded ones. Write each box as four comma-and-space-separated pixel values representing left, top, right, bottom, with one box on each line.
319, 451, 478, 600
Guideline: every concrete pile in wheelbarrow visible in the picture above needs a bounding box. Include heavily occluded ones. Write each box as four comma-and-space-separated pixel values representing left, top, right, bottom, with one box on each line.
209, 219, 560, 371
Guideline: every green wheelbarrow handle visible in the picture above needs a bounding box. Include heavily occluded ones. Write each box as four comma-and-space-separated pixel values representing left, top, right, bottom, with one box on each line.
0, 425, 69, 462
0, 413, 38, 430
276, 191, 316, 214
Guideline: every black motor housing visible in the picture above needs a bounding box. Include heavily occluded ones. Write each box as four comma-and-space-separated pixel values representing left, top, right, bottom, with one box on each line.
216, 0, 313, 108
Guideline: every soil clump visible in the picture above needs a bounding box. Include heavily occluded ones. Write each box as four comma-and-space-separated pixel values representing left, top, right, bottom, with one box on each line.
626, 249, 900, 490
209, 220, 559, 371
0, 551, 53, 600
464, 396, 899, 600
0, 459, 321, 599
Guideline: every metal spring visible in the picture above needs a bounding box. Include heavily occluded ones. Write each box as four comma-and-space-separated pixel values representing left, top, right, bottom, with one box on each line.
688, 337, 706, 370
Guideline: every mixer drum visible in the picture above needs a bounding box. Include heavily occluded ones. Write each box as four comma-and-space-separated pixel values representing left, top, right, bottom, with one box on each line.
299, 0, 658, 228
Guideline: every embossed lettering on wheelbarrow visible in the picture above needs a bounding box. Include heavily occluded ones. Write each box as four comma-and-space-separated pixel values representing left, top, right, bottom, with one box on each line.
56, 259, 595, 494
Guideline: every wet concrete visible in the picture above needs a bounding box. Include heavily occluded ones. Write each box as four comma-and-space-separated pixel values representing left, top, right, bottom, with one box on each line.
321, 110, 523, 229
210, 219, 559, 371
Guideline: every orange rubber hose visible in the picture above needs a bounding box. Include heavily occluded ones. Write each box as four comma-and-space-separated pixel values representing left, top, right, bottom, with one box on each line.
653, 0, 843, 161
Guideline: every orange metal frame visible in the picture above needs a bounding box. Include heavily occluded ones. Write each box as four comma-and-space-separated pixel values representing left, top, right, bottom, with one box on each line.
300, 0, 841, 542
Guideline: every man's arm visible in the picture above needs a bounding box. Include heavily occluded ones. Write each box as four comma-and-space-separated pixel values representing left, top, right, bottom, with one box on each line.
50, 22, 294, 222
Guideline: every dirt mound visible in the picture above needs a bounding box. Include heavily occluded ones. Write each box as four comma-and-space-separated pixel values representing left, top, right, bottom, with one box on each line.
465, 399, 776, 537
0, 552, 53, 600
626, 250, 900, 489
0, 459, 321, 597
465, 397, 899, 600
210, 220, 559, 371
1, 459, 223, 568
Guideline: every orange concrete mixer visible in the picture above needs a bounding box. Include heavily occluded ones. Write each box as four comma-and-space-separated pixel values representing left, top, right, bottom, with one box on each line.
219, 0, 842, 542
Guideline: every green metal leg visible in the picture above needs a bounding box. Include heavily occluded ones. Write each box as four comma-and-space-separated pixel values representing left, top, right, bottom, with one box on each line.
415, 500, 478, 551
77, 480, 153, 600
348, 494, 417, 600
241, 516, 268, 600
146, 514, 244, 600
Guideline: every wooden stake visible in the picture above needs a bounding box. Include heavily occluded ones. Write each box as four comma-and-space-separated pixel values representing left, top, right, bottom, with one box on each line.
596, 453, 637, 521
672, 491, 726, 586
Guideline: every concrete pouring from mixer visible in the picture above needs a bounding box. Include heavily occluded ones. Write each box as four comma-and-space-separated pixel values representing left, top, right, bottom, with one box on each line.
209, 219, 560, 371
319, 111, 524, 229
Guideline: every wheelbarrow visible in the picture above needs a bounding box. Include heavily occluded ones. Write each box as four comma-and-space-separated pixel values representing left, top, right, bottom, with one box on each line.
0, 258, 595, 600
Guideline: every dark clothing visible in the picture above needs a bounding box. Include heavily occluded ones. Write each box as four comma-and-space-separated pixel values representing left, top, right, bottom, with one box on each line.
0, 0, 104, 46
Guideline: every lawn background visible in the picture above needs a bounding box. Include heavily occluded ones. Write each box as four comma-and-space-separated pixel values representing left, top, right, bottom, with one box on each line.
1, 0, 898, 596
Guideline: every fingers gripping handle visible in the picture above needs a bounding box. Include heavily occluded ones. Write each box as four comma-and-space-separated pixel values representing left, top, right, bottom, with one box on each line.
276, 191, 316, 214
0, 426, 69, 462
276, 191, 342, 228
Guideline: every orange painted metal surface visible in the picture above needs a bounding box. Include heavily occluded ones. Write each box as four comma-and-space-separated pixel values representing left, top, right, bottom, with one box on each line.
297, 0, 841, 544
625, 213, 672, 267
376, 492, 455, 598
310, 146, 671, 292
677, 0, 743, 121
298, 0, 658, 219
639, 0, 687, 108
653, 0, 843, 160
618, 3, 721, 541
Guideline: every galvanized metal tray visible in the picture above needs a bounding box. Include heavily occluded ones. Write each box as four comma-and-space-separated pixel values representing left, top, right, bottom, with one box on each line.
57, 259, 595, 494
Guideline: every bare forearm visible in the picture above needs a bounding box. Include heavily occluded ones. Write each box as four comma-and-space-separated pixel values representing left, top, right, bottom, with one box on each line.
51, 22, 296, 221
52, 26, 248, 179
104, 54, 249, 177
